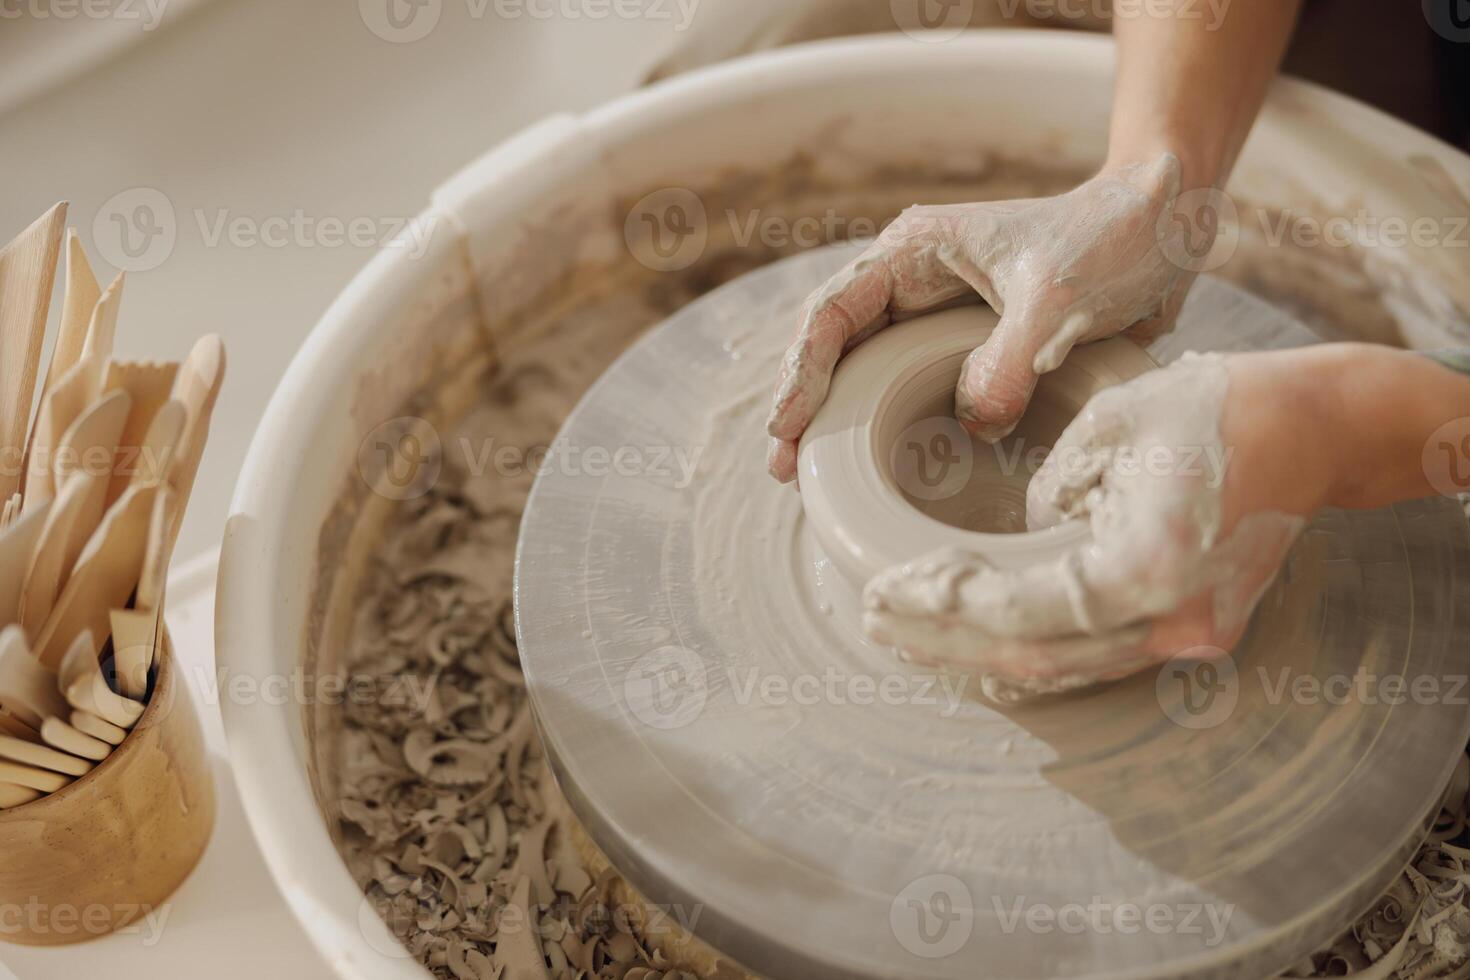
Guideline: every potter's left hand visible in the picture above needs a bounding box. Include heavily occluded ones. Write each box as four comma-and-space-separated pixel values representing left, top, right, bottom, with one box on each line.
862, 345, 1457, 692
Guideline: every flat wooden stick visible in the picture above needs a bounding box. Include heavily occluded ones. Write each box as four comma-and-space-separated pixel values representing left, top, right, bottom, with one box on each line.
0, 625, 68, 728
64, 668, 144, 729
40, 717, 111, 762
0, 203, 68, 503
0, 733, 91, 776
33, 482, 155, 671
24, 230, 101, 495
0, 708, 41, 743
0, 782, 41, 808
70, 709, 126, 746
0, 758, 70, 793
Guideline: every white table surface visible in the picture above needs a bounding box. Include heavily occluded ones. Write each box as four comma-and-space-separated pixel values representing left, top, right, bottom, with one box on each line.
0, 4, 684, 975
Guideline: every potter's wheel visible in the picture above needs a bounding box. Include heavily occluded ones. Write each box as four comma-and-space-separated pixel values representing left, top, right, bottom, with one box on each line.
515, 246, 1470, 979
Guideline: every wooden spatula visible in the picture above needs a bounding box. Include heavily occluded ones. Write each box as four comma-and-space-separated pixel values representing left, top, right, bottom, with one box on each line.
0, 734, 91, 777
50, 388, 130, 499
0, 203, 67, 503
0, 625, 68, 728
23, 230, 101, 497
0, 782, 42, 808
165, 335, 225, 551
19, 468, 110, 637
23, 354, 107, 511
81, 271, 124, 363
0, 759, 70, 794
104, 362, 180, 506
33, 483, 156, 671
0, 500, 50, 629
40, 718, 110, 762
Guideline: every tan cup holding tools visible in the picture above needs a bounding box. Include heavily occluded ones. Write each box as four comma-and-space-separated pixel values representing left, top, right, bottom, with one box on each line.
0, 631, 214, 946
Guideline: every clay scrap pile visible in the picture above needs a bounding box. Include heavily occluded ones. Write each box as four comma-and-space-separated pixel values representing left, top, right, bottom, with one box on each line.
0, 203, 224, 808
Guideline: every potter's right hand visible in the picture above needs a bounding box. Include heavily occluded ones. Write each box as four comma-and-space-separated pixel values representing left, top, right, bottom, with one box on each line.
765, 153, 1198, 483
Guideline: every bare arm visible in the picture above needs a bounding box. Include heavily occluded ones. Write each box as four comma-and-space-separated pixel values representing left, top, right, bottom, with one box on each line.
1106, 0, 1304, 190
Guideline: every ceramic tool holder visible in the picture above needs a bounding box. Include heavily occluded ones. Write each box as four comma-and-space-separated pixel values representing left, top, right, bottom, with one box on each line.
0, 630, 214, 946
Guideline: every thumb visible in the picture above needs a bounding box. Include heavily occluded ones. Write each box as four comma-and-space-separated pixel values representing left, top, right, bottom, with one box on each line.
955, 306, 1092, 443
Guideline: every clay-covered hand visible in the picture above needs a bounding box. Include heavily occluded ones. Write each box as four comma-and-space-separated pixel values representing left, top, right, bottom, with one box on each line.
862, 351, 1334, 695
766, 153, 1199, 482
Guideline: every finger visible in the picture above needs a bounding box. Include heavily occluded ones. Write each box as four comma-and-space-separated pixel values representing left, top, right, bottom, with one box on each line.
766, 248, 898, 443
953, 303, 1053, 443
863, 543, 1146, 640
864, 605, 1150, 683
767, 436, 797, 484
1025, 388, 1130, 529
1031, 310, 1094, 374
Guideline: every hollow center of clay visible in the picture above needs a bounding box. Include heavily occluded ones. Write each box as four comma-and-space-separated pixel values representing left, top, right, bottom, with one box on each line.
879, 370, 1081, 535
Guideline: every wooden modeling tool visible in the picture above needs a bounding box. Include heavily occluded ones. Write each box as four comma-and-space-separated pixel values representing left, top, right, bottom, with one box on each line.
39, 718, 110, 762
0, 625, 68, 729
0, 203, 67, 503
24, 230, 100, 495
0, 759, 70, 794
0, 783, 41, 809
25, 354, 108, 510
70, 709, 126, 746
19, 468, 108, 637
0, 501, 49, 630
165, 335, 225, 552
33, 483, 155, 671
0, 734, 92, 777
103, 362, 180, 506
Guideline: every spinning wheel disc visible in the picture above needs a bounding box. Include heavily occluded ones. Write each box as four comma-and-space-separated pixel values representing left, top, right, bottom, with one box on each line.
516, 246, 1470, 979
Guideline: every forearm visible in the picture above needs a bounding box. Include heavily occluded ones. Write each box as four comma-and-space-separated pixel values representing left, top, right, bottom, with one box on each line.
1306, 345, 1470, 510
1104, 0, 1302, 190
